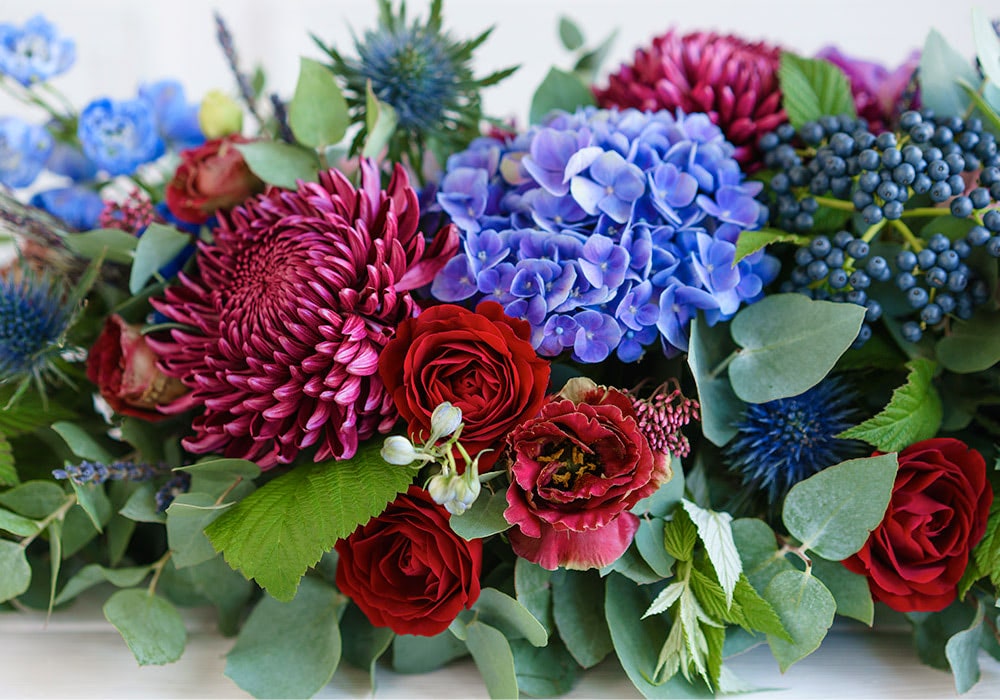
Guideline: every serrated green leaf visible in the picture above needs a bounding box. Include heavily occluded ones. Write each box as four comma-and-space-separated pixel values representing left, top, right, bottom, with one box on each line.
0, 480, 68, 518
734, 229, 808, 265
783, 453, 897, 560
103, 589, 187, 665
663, 507, 698, 562
205, 443, 413, 601
688, 316, 744, 446
810, 556, 874, 625
514, 557, 554, 635
558, 17, 584, 50
0, 539, 31, 603
777, 52, 856, 129
688, 565, 733, 624
511, 636, 580, 698
552, 569, 613, 668
920, 30, 979, 118
839, 358, 942, 451
634, 517, 675, 578
529, 67, 596, 125
643, 581, 685, 618
51, 421, 115, 462
732, 575, 789, 641
936, 309, 1000, 373
466, 621, 519, 700
129, 224, 192, 294
0, 431, 16, 487
973, 505, 1000, 587
704, 623, 725, 690
392, 629, 468, 674
683, 500, 741, 607
474, 587, 548, 647
54, 564, 151, 606
226, 577, 345, 698
63, 228, 137, 265
0, 506, 40, 537
340, 603, 394, 692
167, 494, 233, 569
764, 570, 836, 672
945, 602, 985, 694
729, 294, 866, 404
363, 81, 399, 159
289, 57, 349, 148
449, 488, 511, 540
236, 141, 320, 190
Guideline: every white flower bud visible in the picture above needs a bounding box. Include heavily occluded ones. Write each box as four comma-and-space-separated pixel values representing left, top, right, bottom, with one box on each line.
428, 402, 462, 443
427, 473, 458, 505
381, 435, 421, 465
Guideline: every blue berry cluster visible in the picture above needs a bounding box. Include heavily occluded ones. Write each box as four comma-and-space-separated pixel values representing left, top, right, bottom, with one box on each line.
762, 109, 1000, 346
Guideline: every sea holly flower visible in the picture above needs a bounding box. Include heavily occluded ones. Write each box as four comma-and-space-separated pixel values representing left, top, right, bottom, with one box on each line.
0, 268, 75, 389
0, 116, 53, 189
78, 97, 165, 176
149, 160, 458, 468
0, 15, 75, 87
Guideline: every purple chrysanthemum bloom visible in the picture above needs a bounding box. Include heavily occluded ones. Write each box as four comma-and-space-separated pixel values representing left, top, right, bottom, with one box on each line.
432, 107, 779, 362
0, 15, 75, 87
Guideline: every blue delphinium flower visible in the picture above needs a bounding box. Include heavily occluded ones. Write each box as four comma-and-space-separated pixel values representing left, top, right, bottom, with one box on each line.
0, 269, 74, 386
0, 116, 53, 188
30, 186, 104, 231
53, 460, 156, 486
139, 79, 204, 149
0, 15, 75, 87
725, 377, 866, 504
45, 140, 97, 182
433, 107, 778, 363
78, 97, 165, 176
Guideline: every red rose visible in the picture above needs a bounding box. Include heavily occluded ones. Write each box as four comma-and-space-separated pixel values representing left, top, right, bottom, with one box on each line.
164, 135, 264, 224
504, 378, 672, 570
86, 314, 187, 421
843, 438, 993, 613
335, 486, 483, 636
378, 301, 550, 470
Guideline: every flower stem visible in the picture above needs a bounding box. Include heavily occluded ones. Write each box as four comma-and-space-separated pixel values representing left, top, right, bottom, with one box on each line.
890, 218, 924, 251
901, 207, 952, 219
860, 218, 887, 243
20, 494, 77, 550
147, 550, 173, 596
811, 195, 855, 212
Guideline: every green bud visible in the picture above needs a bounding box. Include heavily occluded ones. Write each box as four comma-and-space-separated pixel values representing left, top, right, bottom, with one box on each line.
198, 90, 244, 139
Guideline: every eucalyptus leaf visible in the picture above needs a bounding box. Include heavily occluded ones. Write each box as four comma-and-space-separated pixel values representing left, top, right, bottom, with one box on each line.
473, 587, 548, 647
363, 82, 399, 159
340, 603, 394, 692
552, 569, 613, 668
0, 506, 41, 537
237, 141, 320, 190
392, 629, 468, 674
288, 57, 349, 148
465, 621, 519, 700
936, 310, 1000, 373
166, 493, 233, 569
514, 558, 554, 635
632, 456, 684, 517
729, 294, 865, 404
129, 224, 192, 294
529, 67, 596, 125
731, 518, 794, 595
226, 577, 345, 698
809, 556, 874, 625
598, 541, 663, 584
449, 488, 511, 540
945, 602, 985, 694
63, 228, 137, 264
0, 480, 68, 519
70, 480, 112, 534
175, 458, 261, 480
119, 482, 166, 524
634, 517, 675, 578
558, 17, 584, 51
51, 421, 114, 462
511, 637, 580, 697
919, 29, 978, 117
688, 316, 743, 446
764, 570, 836, 672
103, 589, 188, 665
54, 564, 151, 606
0, 539, 31, 603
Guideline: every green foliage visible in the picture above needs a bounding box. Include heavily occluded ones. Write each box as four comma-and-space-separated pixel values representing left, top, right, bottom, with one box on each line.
511, 637, 580, 698
663, 507, 698, 561
733, 229, 809, 265
205, 444, 413, 601
0, 506, 41, 537
236, 141, 320, 190
52, 421, 114, 462
529, 67, 596, 125
362, 82, 399, 158
763, 570, 836, 672
0, 480, 68, 518
0, 432, 16, 487
551, 569, 613, 668
936, 310, 1000, 373
158, 555, 254, 636
728, 294, 866, 404
783, 453, 897, 560
103, 589, 188, 665
289, 57, 350, 148
557, 17, 584, 51
70, 480, 111, 534
731, 518, 794, 596
63, 228, 138, 264
225, 577, 345, 698
634, 517, 675, 578
839, 358, 942, 450
464, 620, 520, 700
632, 457, 684, 517
0, 389, 75, 438
339, 603, 394, 691
919, 30, 978, 118
945, 602, 985, 694
974, 8, 1000, 90
392, 629, 468, 674
474, 587, 548, 647
972, 504, 1000, 588
514, 558, 554, 635
687, 316, 743, 446
129, 224, 192, 294
449, 488, 511, 540
682, 500, 741, 607
0, 539, 31, 602
54, 564, 150, 606
166, 494, 234, 569
809, 556, 874, 625
777, 52, 856, 129
119, 482, 166, 524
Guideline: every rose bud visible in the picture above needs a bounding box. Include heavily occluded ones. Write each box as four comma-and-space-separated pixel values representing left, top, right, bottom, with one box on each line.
164, 135, 264, 224
86, 314, 187, 421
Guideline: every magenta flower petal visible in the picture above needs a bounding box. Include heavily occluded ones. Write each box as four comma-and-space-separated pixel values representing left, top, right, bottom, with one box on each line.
508, 513, 640, 571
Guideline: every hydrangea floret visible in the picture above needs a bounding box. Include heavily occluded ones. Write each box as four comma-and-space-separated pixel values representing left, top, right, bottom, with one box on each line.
432, 107, 779, 362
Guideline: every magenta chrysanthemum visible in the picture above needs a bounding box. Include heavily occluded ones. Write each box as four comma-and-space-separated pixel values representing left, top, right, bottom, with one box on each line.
148, 160, 458, 468
595, 30, 786, 166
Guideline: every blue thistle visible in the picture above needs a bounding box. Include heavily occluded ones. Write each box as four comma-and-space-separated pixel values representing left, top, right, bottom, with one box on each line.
725, 377, 865, 504
53, 460, 157, 486
316, 0, 515, 167
0, 269, 74, 388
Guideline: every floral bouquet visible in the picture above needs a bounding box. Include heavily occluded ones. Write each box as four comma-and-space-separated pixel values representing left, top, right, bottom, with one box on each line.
1, 2, 1000, 697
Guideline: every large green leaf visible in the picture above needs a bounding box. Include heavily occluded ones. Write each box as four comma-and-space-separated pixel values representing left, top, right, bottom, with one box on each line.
0, 539, 31, 603
362, 82, 399, 159
529, 67, 596, 125
339, 603, 394, 691
634, 517, 675, 578
511, 637, 580, 698
763, 570, 836, 672
225, 577, 345, 698
0, 480, 68, 518
0, 390, 75, 437
687, 317, 743, 446
945, 602, 985, 694
783, 453, 897, 560
809, 556, 873, 625
728, 294, 866, 404
731, 518, 794, 595
0, 506, 40, 537
129, 223, 192, 294
103, 589, 187, 665
54, 564, 150, 606
63, 228, 138, 265
392, 629, 468, 674
465, 620, 520, 700
51, 421, 115, 462
514, 558, 554, 635
683, 500, 741, 607
236, 141, 320, 190
552, 569, 613, 668
936, 310, 1000, 373
166, 494, 233, 569
449, 488, 511, 540
734, 229, 809, 265
288, 57, 349, 148
777, 52, 856, 129
973, 8, 1000, 89
473, 587, 547, 647
839, 358, 942, 451
205, 443, 413, 601
920, 30, 978, 118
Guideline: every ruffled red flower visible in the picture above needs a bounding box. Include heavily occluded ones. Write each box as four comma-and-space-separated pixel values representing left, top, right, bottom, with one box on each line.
149, 160, 458, 468
595, 30, 786, 166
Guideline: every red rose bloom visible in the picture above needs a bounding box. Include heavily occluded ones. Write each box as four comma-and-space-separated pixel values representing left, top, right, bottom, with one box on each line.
335, 486, 483, 636
86, 314, 186, 421
165, 135, 264, 224
504, 378, 672, 570
379, 301, 550, 470
843, 438, 993, 613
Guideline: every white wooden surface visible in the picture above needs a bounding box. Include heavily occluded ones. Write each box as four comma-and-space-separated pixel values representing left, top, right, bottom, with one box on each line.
2, 590, 1000, 698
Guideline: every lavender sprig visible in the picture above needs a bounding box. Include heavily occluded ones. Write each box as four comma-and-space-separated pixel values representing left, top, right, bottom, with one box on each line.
52, 460, 157, 486
213, 12, 263, 126
269, 93, 294, 144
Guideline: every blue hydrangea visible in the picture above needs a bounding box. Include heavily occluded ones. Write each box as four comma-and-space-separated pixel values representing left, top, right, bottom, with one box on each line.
432, 107, 780, 362
725, 377, 865, 504
0, 116, 53, 188
0, 270, 74, 384
78, 97, 165, 176
0, 15, 75, 87
30, 186, 104, 231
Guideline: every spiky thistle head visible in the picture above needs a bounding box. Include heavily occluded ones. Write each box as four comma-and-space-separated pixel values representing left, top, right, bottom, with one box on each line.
317, 0, 516, 170
724, 376, 865, 504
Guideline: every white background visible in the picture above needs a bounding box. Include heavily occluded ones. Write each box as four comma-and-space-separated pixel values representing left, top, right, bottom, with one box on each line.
3, 1, 1000, 698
